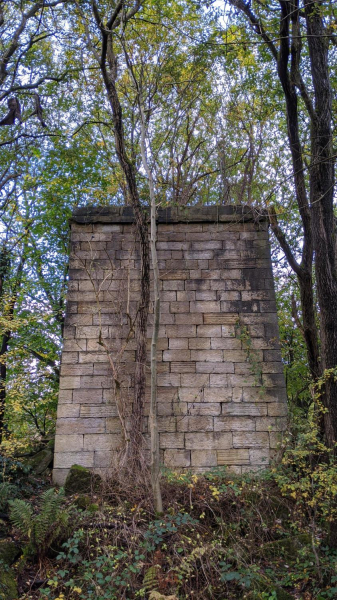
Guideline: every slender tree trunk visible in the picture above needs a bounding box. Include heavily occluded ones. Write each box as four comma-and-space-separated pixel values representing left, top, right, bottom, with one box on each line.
139, 99, 163, 513
0, 245, 9, 442
0, 332, 9, 444
298, 271, 321, 380
0, 248, 25, 443
94, 25, 150, 460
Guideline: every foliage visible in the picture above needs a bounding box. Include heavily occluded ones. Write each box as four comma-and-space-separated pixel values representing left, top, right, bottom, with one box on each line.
6, 457, 334, 599
0, 0, 336, 596
9, 487, 69, 559
0, 481, 19, 512
273, 402, 337, 530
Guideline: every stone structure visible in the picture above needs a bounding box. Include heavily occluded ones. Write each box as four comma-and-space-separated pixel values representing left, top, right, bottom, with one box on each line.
53, 205, 287, 485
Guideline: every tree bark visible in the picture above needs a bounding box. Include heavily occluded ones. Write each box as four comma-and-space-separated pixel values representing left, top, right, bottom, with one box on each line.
304, 0, 337, 447
91, 6, 150, 460
139, 96, 163, 514
0, 248, 26, 443
229, 0, 321, 386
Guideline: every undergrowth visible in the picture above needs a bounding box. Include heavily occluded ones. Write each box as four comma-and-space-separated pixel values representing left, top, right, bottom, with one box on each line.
2, 402, 337, 600
6, 464, 336, 600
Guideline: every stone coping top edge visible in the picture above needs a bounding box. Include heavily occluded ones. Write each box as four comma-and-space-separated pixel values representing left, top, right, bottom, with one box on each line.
70, 205, 268, 225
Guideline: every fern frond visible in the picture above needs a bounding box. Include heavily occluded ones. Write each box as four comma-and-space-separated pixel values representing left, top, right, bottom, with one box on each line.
149, 592, 178, 600
143, 565, 160, 593
35, 488, 66, 548
10, 487, 68, 557
9, 499, 34, 538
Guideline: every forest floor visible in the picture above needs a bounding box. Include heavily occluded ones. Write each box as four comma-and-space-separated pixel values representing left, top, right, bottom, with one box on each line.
1, 459, 337, 600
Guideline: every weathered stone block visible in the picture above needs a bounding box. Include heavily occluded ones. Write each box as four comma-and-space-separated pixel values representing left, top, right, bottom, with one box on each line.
197, 325, 222, 337
249, 448, 270, 464
94, 450, 119, 467
233, 432, 269, 448
191, 450, 217, 467
171, 362, 196, 373
190, 301, 220, 313
176, 291, 196, 302
58, 389, 73, 404
187, 403, 221, 416
185, 279, 210, 290
60, 364, 93, 377
106, 417, 122, 431
196, 362, 234, 374
161, 269, 189, 280
211, 338, 242, 349
214, 417, 255, 431
157, 373, 181, 387
204, 388, 232, 402
177, 387, 204, 402
55, 434, 84, 453
73, 389, 103, 404
160, 433, 185, 448
189, 337, 211, 349
84, 433, 122, 451
185, 432, 232, 450
209, 374, 228, 387
268, 402, 288, 416
217, 449, 250, 465
60, 376, 81, 389
54, 451, 94, 469
163, 280, 185, 290
175, 313, 203, 324
57, 404, 80, 418
256, 417, 287, 431
166, 325, 196, 337
164, 450, 191, 467
163, 350, 191, 362
177, 416, 213, 432
80, 375, 112, 388
190, 350, 223, 362
221, 403, 267, 416
56, 417, 106, 434
181, 373, 210, 387
169, 301, 190, 313
158, 417, 177, 432
195, 290, 217, 301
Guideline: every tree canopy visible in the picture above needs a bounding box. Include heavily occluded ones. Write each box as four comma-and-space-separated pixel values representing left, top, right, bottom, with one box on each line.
0, 0, 336, 457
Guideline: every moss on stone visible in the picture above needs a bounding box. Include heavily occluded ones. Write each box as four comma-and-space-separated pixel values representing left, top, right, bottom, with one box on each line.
0, 519, 8, 539
0, 540, 21, 565
24, 446, 53, 475
258, 533, 311, 560
0, 566, 18, 600
64, 464, 101, 496
73, 494, 92, 510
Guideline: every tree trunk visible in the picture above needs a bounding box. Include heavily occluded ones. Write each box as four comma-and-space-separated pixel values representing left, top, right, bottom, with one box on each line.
139, 97, 163, 514
96, 28, 150, 460
0, 248, 26, 443
0, 332, 9, 444
304, 0, 337, 447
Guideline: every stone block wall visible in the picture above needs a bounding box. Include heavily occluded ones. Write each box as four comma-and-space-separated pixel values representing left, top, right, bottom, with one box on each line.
53, 206, 287, 485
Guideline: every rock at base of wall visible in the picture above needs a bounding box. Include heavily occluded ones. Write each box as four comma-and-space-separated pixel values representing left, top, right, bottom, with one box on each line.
0, 539, 21, 565
64, 464, 101, 495
0, 567, 18, 600
23, 440, 54, 475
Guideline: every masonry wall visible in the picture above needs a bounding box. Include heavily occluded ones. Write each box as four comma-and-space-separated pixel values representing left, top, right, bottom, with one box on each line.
53, 206, 287, 485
